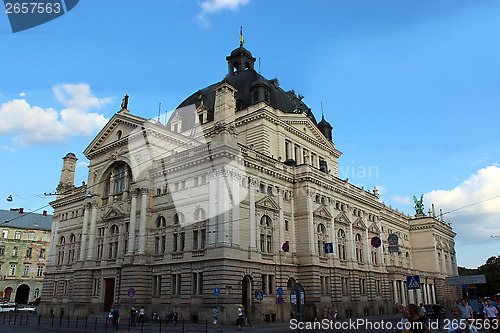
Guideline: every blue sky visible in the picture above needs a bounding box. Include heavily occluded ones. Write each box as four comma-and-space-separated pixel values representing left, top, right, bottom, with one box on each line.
1, 0, 499, 268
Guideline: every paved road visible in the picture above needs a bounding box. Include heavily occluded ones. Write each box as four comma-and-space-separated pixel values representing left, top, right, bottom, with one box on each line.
0, 313, 493, 333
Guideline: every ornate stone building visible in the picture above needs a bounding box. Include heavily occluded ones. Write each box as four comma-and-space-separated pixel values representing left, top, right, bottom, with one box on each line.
0, 209, 51, 304
41, 45, 459, 322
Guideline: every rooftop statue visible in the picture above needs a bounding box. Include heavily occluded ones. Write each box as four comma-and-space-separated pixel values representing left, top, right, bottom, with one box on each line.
413, 195, 424, 215
121, 94, 129, 110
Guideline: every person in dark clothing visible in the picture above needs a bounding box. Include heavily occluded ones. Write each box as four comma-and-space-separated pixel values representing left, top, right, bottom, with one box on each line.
433, 304, 442, 329
111, 307, 120, 330
130, 308, 136, 327
407, 303, 430, 333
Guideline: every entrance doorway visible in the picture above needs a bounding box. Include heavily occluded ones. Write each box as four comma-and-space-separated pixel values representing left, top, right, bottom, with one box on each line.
4, 287, 13, 301
103, 278, 115, 312
241, 276, 252, 316
15, 284, 30, 304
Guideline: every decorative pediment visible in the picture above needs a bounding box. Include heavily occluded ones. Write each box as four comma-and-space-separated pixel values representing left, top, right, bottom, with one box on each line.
368, 222, 381, 235
102, 205, 125, 220
255, 195, 280, 212
83, 112, 147, 157
334, 211, 351, 225
353, 217, 367, 230
436, 241, 443, 250
313, 205, 332, 220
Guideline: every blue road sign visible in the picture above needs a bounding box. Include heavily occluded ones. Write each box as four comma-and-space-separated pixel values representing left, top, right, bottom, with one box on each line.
282, 242, 289, 252
214, 287, 220, 296
127, 288, 136, 298
277, 296, 284, 304
371, 236, 381, 248
324, 242, 334, 254
277, 287, 284, 296
256, 291, 264, 301
407, 275, 421, 290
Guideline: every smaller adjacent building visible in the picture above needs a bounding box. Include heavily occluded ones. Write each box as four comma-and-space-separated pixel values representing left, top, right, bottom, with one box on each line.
0, 208, 51, 303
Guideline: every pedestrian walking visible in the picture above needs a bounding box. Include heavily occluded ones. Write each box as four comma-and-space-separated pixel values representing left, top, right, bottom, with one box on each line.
130, 307, 137, 327
139, 307, 145, 324
212, 307, 218, 328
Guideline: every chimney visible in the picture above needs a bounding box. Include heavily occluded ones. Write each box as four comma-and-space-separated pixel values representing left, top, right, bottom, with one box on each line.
57, 152, 78, 197
43, 210, 47, 216
19, 208, 23, 214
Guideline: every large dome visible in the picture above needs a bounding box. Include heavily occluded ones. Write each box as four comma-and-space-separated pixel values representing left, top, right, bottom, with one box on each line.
173, 46, 317, 130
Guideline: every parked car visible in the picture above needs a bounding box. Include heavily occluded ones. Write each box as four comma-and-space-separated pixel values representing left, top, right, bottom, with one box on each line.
0, 303, 16, 313
17, 305, 36, 313
424, 304, 445, 319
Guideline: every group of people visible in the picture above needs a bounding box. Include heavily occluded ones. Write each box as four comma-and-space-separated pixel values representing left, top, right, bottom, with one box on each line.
396, 298, 499, 333
128, 307, 179, 326
312, 305, 339, 322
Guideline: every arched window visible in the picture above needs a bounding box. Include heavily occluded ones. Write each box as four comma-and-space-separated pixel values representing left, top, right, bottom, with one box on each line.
173, 212, 185, 225
110, 225, 119, 235
101, 162, 131, 201
69, 234, 76, 243
193, 208, 206, 222
59, 236, 66, 244
260, 215, 271, 227
317, 224, 326, 234
317, 223, 328, 256
338, 229, 345, 238
355, 233, 362, 242
259, 215, 273, 253
156, 216, 167, 228
108, 225, 119, 259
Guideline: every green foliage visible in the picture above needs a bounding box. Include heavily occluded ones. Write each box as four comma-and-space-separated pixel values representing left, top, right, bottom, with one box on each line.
458, 256, 500, 298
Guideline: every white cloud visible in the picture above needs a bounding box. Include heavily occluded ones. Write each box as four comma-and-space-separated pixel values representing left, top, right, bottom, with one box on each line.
393, 195, 411, 205
77, 161, 89, 168
375, 185, 387, 195
19, 92, 25, 96
425, 165, 500, 242
197, 0, 250, 27
0, 144, 17, 152
0, 84, 111, 146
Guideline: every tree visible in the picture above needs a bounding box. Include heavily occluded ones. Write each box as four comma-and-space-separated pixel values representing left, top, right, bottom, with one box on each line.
458, 256, 500, 298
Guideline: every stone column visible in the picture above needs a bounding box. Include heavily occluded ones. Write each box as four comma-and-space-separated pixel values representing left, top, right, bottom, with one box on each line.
48, 216, 59, 265
86, 202, 98, 260
416, 287, 422, 305
408, 289, 415, 304
431, 284, 437, 303
278, 188, 285, 247
127, 190, 138, 254
364, 227, 370, 264
232, 174, 240, 246
249, 179, 256, 249
208, 173, 217, 245
330, 200, 336, 254
290, 193, 296, 253
349, 219, 354, 261
137, 188, 148, 254
400, 280, 407, 306
307, 191, 315, 254
393, 280, 398, 304
218, 171, 229, 244
79, 204, 90, 260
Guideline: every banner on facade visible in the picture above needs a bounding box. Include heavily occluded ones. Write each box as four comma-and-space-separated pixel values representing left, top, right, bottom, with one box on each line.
388, 233, 399, 253
446, 275, 486, 286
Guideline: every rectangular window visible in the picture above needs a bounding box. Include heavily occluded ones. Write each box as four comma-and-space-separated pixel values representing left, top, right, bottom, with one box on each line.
181, 180, 186, 189
193, 230, 199, 250
40, 248, 46, 258
28, 233, 35, 241
192, 273, 198, 295
9, 264, 15, 276
161, 235, 166, 254
201, 229, 206, 249
201, 175, 207, 184
2, 230, 7, 238
285, 141, 290, 160
325, 276, 330, 294
320, 276, 325, 294
153, 275, 162, 296
268, 275, 274, 294
173, 234, 178, 252
0, 246, 4, 256
26, 247, 32, 258
260, 234, 265, 252
266, 235, 272, 253
23, 265, 30, 276
155, 236, 160, 254
194, 177, 199, 186
180, 233, 185, 251
15, 231, 21, 240
37, 266, 43, 277
285, 220, 289, 231
261, 274, 267, 294
172, 274, 182, 295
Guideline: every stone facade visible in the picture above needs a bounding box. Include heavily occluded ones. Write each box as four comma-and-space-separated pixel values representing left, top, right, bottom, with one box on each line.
40, 45, 460, 322
0, 209, 51, 304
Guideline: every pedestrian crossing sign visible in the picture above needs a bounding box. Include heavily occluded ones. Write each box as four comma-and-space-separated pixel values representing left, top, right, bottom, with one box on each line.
407, 275, 421, 290
324, 243, 334, 254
